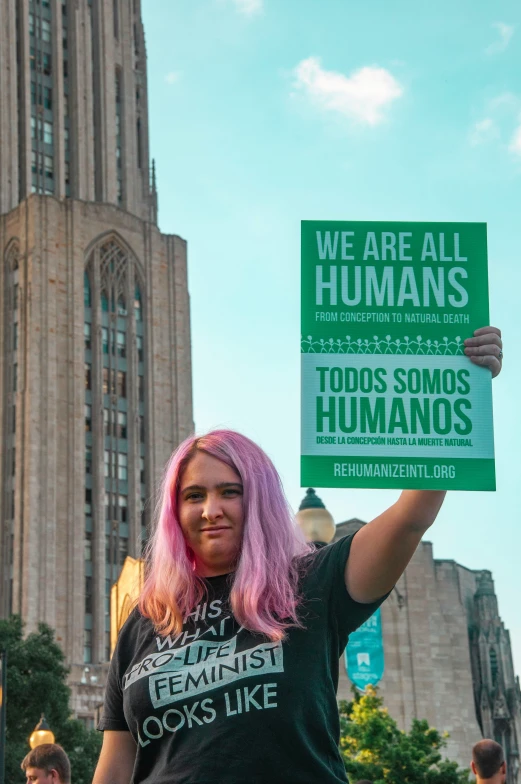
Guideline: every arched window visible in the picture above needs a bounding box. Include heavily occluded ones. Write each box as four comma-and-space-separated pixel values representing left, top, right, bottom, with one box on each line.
84, 236, 145, 662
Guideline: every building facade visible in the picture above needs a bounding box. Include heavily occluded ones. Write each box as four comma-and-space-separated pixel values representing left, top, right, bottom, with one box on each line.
0, 0, 193, 722
335, 520, 521, 781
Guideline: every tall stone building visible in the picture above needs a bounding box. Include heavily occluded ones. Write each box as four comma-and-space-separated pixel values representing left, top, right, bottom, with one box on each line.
334, 520, 521, 782
0, 0, 193, 721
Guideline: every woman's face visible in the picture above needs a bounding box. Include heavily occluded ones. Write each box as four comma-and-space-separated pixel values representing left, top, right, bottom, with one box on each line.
178, 450, 244, 577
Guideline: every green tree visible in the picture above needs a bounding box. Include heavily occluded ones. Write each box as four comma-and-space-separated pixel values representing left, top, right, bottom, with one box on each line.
339, 685, 470, 784
0, 615, 102, 784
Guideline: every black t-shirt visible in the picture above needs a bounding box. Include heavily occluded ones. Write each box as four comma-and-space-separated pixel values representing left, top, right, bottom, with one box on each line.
99, 534, 386, 783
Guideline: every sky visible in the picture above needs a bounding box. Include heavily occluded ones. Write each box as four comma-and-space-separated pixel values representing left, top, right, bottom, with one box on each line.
141, 0, 521, 675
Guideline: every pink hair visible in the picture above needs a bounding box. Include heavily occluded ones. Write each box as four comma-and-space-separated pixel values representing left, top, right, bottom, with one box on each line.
139, 430, 313, 641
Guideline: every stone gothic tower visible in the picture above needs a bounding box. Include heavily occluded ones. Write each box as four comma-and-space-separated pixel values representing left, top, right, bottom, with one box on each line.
0, 0, 193, 722
471, 572, 521, 783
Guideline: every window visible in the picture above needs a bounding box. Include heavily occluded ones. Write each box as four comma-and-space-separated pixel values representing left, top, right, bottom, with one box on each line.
13, 364, 17, 392
104, 449, 111, 477
117, 296, 127, 316
84, 322, 91, 349
43, 87, 52, 110
102, 327, 109, 354
119, 537, 128, 566
490, 648, 498, 686
12, 448, 16, 476
115, 70, 121, 104
41, 19, 51, 42
136, 334, 143, 362
13, 323, 18, 351
138, 375, 145, 402
12, 406, 16, 434
44, 121, 53, 144
134, 286, 142, 320
117, 411, 127, 439
63, 58, 68, 78
118, 495, 127, 523
85, 488, 92, 516
102, 367, 112, 395
85, 363, 91, 390
101, 292, 109, 312
136, 118, 142, 168
44, 154, 53, 180
117, 371, 126, 398
139, 415, 145, 442
86, 449, 92, 475
84, 273, 91, 307
140, 456, 145, 485
85, 576, 93, 613
43, 52, 52, 76
113, 0, 119, 39
118, 453, 127, 481
85, 531, 92, 561
83, 629, 92, 664
29, 13, 35, 35
13, 284, 18, 310
85, 403, 92, 431
31, 116, 37, 139
116, 330, 126, 357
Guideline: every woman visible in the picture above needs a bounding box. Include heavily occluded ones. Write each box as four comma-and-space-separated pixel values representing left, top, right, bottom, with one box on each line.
94, 327, 502, 784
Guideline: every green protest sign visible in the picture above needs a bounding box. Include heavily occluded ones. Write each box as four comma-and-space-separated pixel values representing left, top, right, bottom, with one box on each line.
345, 608, 384, 691
301, 221, 495, 490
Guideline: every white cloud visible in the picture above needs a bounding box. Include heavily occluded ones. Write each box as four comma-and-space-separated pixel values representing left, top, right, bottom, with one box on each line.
485, 22, 514, 55
509, 122, 521, 157
292, 57, 403, 126
470, 117, 499, 146
165, 71, 181, 85
230, 0, 262, 15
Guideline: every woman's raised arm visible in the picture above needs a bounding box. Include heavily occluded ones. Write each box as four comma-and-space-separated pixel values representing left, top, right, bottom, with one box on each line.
344, 325, 502, 604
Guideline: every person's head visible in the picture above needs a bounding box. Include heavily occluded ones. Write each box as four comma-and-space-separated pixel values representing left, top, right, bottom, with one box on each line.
139, 430, 312, 640
471, 739, 506, 782
21, 744, 70, 784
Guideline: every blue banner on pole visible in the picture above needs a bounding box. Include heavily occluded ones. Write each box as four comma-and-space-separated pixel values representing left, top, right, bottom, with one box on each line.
345, 608, 384, 691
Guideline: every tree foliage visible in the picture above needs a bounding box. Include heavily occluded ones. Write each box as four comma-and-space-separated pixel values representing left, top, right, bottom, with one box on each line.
0, 615, 101, 784
339, 685, 470, 784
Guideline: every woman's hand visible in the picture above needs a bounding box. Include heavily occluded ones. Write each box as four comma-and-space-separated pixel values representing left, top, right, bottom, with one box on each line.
464, 326, 502, 378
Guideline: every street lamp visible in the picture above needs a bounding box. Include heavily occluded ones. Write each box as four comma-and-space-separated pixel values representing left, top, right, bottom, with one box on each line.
296, 488, 335, 545
29, 714, 55, 749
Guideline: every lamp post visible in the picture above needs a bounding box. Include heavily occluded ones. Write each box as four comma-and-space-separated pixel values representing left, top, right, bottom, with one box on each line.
29, 715, 55, 749
0, 650, 7, 784
295, 488, 335, 545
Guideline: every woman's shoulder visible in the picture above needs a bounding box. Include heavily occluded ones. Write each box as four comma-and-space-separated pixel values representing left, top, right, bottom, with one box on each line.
115, 605, 156, 649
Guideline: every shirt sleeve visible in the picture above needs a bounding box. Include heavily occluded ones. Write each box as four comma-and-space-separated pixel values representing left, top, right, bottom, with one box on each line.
97, 629, 130, 732
310, 533, 390, 653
